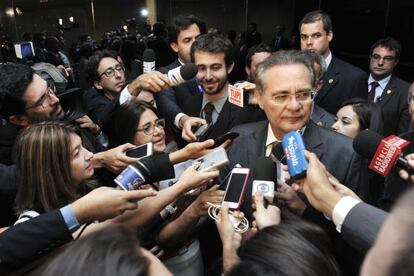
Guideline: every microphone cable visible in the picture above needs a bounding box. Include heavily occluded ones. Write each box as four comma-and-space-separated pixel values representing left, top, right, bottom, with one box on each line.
207, 202, 249, 234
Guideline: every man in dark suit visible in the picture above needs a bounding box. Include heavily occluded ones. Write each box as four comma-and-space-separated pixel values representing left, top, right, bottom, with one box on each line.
225, 50, 364, 219
156, 15, 206, 134
84, 50, 170, 126
299, 10, 367, 115
367, 37, 410, 136
271, 24, 291, 51
182, 33, 243, 142
225, 50, 366, 275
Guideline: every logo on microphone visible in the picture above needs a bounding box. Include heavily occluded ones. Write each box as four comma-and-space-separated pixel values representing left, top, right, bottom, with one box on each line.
369, 135, 410, 176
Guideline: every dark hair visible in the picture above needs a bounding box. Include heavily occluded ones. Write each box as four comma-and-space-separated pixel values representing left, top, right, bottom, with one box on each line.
120, 39, 138, 71
254, 50, 316, 93
103, 101, 158, 148
86, 50, 119, 83
41, 226, 149, 276
153, 22, 166, 37
190, 33, 234, 67
339, 98, 384, 135
0, 63, 35, 118
370, 37, 401, 60
245, 43, 273, 69
230, 219, 340, 276
167, 14, 206, 44
299, 10, 333, 33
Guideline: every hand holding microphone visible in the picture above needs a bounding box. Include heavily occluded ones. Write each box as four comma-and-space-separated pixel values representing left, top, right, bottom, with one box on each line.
398, 153, 414, 183
353, 129, 413, 177
128, 63, 198, 96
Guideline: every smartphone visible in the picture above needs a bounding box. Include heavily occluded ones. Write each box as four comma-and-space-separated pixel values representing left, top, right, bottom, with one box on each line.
125, 142, 153, 159
195, 147, 229, 172
194, 123, 210, 139
222, 168, 250, 209
14, 42, 35, 59
211, 132, 240, 148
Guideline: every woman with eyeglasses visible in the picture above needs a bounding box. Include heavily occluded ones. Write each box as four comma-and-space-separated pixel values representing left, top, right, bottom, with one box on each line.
104, 101, 166, 152
11, 121, 217, 271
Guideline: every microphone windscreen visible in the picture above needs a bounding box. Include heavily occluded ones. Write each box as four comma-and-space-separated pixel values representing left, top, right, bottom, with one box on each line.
179, 63, 198, 80
253, 156, 277, 181
353, 129, 383, 159
143, 49, 155, 62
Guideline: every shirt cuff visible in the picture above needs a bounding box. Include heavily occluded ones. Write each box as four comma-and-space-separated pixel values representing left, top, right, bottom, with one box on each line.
119, 86, 132, 104
332, 196, 361, 233
174, 113, 186, 128
60, 204, 81, 233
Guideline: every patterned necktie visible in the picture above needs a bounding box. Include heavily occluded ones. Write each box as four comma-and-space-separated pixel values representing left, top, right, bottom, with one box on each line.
368, 81, 379, 102
203, 102, 214, 124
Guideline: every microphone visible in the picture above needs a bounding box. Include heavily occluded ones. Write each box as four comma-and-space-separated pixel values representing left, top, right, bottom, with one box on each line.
114, 153, 175, 190
167, 63, 198, 86
143, 49, 156, 73
252, 156, 277, 202
353, 129, 413, 176
282, 131, 308, 180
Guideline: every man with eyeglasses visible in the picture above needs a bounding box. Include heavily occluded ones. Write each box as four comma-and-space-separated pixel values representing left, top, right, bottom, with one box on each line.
223, 50, 367, 275
368, 37, 410, 136
0, 62, 158, 173
84, 50, 170, 126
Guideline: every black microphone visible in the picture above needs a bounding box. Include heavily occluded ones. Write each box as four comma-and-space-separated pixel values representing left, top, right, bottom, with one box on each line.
252, 156, 277, 202
353, 129, 414, 176
167, 63, 198, 86
114, 153, 175, 190
143, 49, 156, 73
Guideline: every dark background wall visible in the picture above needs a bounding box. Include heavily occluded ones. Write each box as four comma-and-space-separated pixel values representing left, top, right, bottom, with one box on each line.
1, 0, 413, 82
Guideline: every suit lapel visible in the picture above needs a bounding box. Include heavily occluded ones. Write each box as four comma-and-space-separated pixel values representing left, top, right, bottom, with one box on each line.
303, 121, 324, 160
315, 57, 340, 103
183, 93, 203, 118
378, 75, 397, 106
248, 121, 268, 166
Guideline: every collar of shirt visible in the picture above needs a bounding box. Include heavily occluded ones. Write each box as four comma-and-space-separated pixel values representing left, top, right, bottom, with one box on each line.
177, 58, 185, 66
368, 74, 392, 90
201, 92, 228, 115
324, 51, 332, 68
265, 124, 280, 156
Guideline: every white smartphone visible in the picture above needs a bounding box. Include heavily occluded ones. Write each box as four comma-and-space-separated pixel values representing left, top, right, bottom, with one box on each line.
195, 147, 229, 172
222, 168, 250, 209
125, 142, 153, 159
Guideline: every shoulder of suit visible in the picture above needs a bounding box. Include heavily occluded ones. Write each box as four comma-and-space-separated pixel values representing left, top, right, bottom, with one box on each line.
158, 60, 180, 73
314, 122, 353, 146
390, 75, 411, 89
231, 120, 267, 137
331, 56, 367, 77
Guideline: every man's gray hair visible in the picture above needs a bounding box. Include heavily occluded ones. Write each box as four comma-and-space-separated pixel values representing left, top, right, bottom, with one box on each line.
253, 50, 316, 94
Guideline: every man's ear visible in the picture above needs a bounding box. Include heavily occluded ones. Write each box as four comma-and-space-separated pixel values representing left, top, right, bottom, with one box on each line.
327, 31, 333, 43
257, 92, 264, 110
9, 115, 30, 128
227, 62, 235, 75
170, 42, 179, 53
245, 66, 251, 78
94, 80, 103, 90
